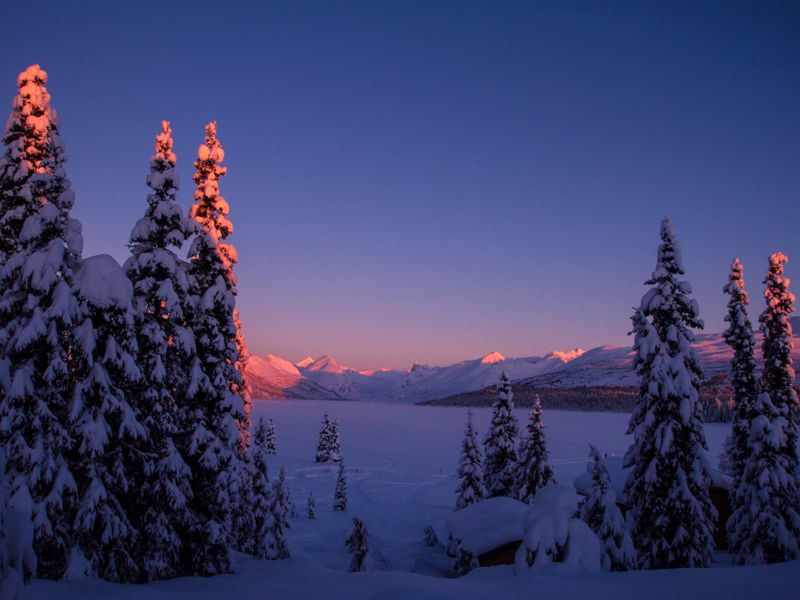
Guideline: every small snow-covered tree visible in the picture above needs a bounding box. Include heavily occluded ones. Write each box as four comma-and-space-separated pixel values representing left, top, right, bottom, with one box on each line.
728, 252, 800, 564
483, 371, 518, 497
423, 525, 438, 547
262, 467, 290, 560
123, 120, 195, 581
623, 219, 716, 569
514, 395, 555, 504
0, 65, 83, 579
250, 419, 272, 559
306, 492, 316, 519
451, 538, 479, 577
455, 410, 486, 510
579, 446, 634, 571
333, 460, 348, 512
266, 418, 277, 455
70, 256, 146, 582
184, 122, 247, 575
316, 413, 341, 462
345, 517, 370, 572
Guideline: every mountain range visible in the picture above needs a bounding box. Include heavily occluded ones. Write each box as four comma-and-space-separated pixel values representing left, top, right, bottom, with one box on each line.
246, 317, 800, 403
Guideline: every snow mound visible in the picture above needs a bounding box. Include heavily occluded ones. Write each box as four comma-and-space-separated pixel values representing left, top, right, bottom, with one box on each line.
446, 496, 528, 556
515, 484, 601, 573
75, 254, 132, 308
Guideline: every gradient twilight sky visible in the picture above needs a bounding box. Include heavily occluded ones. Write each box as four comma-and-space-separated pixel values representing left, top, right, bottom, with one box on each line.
1, 1, 798, 370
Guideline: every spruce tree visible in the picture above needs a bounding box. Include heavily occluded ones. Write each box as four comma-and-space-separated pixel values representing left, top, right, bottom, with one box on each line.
262, 467, 290, 560
184, 122, 246, 574
316, 413, 332, 462
250, 418, 271, 559
333, 460, 348, 512
0, 65, 83, 579
720, 258, 758, 483
345, 517, 370, 572
514, 395, 555, 504
729, 252, 800, 564
580, 446, 635, 571
233, 309, 251, 451
454, 410, 486, 510
266, 418, 277, 455
483, 371, 518, 497
623, 219, 716, 569
306, 492, 316, 519
123, 120, 194, 580
70, 256, 146, 582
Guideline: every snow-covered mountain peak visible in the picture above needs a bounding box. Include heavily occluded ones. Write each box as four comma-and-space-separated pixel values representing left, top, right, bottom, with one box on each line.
544, 348, 585, 363
479, 351, 506, 364
305, 355, 349, 374
295, 356, 314, 368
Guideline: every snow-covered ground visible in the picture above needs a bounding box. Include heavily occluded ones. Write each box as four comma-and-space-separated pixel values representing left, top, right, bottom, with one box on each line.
29, 400, 797, 599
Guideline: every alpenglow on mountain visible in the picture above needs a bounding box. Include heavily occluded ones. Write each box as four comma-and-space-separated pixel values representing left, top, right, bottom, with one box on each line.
246, 319, 800, 403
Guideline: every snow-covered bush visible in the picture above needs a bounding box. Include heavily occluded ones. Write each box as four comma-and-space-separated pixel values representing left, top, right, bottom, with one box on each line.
423, 525, 439, 547
579, 446, 635, 571
515, 485, 601, 574
307, 492, 316, 519
450, 538, 479, 577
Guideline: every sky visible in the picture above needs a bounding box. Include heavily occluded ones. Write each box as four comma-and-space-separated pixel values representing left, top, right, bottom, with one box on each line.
1, 1, 798, 370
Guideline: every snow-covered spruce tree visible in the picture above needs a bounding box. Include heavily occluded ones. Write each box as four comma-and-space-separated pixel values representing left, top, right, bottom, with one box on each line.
454, 410, 486, 510
70, 256, 147, 582
0, 65, 84, 579
345, 517, 370, 572
184, 122, 248, 574
483, 371, 518, 498
233, 309, 251, 451
123, 120, 195, 580
262, 467, 290, 560
266, 418, 277, 455
580, 446, 635, 571
759, 253, 799, 462
514, 395, 555, 504
315, 413, 332, 462
623, 219, 716, 569
728, 252, 800, 564
249, 417, 272, 559
307, 491, 316, 519
333, 460, 348, 512
329, 419, 342, 462
720, 258, 758, 482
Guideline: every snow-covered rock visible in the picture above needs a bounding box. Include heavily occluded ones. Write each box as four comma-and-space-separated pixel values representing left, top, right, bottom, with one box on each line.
445, 497, 528, 556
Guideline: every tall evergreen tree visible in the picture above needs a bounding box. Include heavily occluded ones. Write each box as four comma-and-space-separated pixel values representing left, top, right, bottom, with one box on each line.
123, 120, 195, 580
623, 218, 716, 569
333, 460, 348, 512
729, 252, 800, 564
580, 446, 635, 571
233, 309, 250, 451
316, 413, 340, 462
0, 65, 84, 579
250, 417, 272, 559
454, 410, 486, 510
483, 371, 518, 498
70, 256, 146, 582
514, 395, 555, 504
184, 122, 246, 574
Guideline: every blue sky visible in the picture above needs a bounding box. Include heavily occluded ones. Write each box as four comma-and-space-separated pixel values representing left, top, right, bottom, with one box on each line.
1, 1, 798, 369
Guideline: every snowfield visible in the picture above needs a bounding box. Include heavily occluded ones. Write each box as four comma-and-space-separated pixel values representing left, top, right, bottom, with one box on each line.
29, 400, 797, 599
